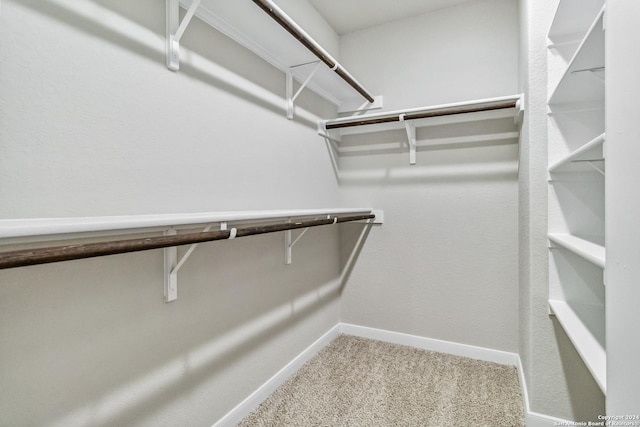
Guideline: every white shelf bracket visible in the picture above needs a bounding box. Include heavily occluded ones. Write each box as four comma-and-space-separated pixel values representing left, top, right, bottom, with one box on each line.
164, 222, 214, 302
284, 215, 331, 264
286, 61, 322, 120
166, 0, 202, 71
587, 161, 606, 176
164, 228, 178, 302
401, 115, 417, 165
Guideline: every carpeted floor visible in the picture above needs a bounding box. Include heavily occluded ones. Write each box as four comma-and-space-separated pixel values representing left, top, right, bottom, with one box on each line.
237, 334, 524, 426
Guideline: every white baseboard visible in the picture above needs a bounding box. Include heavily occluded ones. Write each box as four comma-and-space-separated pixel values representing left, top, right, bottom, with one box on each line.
526, 411, 574, 426
213, 322, 571, 426
340, 323, 520, 366
212, 324, 341, 427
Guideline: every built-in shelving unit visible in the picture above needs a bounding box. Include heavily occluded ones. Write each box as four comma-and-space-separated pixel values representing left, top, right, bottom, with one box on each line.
547, 0, 606, 394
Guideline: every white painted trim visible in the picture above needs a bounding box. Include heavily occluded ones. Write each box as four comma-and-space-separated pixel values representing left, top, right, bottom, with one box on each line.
211, 322, 573, 426
212, 324, 341, 427
526, 411, 574, 426
340, 323, 520, 365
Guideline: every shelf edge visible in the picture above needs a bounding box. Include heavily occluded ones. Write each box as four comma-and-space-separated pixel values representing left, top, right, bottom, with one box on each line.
548, 133, 606, 172
548, 300, 607, 394
548, 6, 606, 105
548, 233, 605, 268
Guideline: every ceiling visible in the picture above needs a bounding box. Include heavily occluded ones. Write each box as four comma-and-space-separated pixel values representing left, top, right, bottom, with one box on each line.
307, 0, 477, 35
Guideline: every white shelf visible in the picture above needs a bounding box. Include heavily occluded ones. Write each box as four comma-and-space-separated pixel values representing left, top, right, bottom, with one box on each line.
548, 0, 605, 43
548, 233, 605, 268
548, 133, 605, 173
177, 0, 368, 106
0, 208, 381, 241
549, 7, 605, 106
322, 94, 523, 136
549, 300, 607, 394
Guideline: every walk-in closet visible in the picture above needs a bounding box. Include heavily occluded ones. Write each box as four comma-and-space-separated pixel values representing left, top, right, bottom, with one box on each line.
1, 0, 638, 425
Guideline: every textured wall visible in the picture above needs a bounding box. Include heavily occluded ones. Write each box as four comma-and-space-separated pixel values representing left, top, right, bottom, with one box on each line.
0, 1, 348, 425
337, 0, 520, 353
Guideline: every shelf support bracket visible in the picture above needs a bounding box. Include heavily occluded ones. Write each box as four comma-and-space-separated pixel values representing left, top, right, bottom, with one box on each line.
587, 161, 606, 176
401, 115, 417, 165
164, 222, 214, 302
164, 228, 178, 302
286, 61, 322, 120
166, 0, 202, 71
284, 216, 332, 264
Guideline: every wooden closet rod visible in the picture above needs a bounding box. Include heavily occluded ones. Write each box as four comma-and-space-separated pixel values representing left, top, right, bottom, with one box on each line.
251, 0, 375, 103
0, 214, 375, 270
325, 99, 518, 130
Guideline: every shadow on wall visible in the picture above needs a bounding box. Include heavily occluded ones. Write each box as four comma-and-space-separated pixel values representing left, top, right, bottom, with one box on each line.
14, 0, 329, 129
0, 222, 373, 426
323, 116, 521, 185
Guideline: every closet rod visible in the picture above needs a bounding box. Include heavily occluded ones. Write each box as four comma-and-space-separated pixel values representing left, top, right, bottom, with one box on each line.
0, 214, 374, 270
325, 99, 518, 130
251, 0, 375, 103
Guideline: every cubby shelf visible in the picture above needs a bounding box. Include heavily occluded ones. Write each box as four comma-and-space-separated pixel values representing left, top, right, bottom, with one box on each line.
548, 0, 605, 45
548, 133, 605, 174
549, 300, 606, 393
548, 233, 605, 268
549, 7, 605, 105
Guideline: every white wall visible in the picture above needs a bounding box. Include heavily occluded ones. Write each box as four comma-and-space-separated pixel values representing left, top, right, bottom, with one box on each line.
338, 0, 519, 112
0, 1, 350, 425
336, 0, 520, 352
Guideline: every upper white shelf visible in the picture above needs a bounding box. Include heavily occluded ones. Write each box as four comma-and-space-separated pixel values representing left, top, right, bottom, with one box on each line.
175, 0, 372, 107
548, 233, 605, 268
548, 0, 605, 44
549, 7, 605, 106
321, 95, 523, 136
548, 133, 605, 174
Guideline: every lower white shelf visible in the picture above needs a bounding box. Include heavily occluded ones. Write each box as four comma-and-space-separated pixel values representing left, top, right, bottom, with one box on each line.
549, 300, 606, 394
548, 233, 605, 268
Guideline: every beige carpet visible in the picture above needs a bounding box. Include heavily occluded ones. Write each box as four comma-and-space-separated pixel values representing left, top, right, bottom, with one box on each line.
238, 335, 524, 426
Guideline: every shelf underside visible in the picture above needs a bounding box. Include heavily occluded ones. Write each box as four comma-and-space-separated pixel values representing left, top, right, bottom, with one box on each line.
548, 0, 605, 43
548, 233, 605, 268
179, 0, 366, 105
549, 133, 605, 174
549, 300, 606, 394
549, 9, 605, 106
